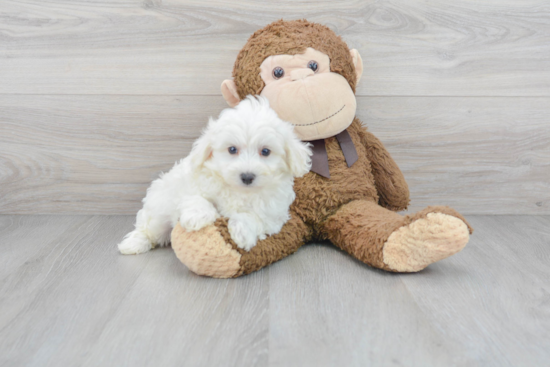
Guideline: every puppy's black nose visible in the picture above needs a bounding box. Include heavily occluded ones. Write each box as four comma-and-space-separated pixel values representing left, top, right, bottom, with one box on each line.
240, 173, 256, 185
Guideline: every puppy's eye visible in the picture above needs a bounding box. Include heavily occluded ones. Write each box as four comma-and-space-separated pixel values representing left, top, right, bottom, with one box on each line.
307, 60, 318, 72
228, 146, 238, 155
261, 148, 271, 157
272, 67, 284, 79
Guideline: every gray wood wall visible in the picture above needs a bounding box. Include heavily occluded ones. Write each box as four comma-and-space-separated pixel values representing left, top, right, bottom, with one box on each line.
1, 0, 549, 215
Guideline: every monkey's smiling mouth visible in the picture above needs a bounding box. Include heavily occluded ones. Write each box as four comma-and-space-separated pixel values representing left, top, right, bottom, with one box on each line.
293, 105, 346, 126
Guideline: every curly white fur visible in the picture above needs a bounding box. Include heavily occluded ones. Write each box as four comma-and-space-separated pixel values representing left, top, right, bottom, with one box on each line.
118, 96, 312, 254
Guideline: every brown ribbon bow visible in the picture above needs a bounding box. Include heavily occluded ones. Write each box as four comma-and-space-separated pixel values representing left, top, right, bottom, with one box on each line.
308, 129, 358, 178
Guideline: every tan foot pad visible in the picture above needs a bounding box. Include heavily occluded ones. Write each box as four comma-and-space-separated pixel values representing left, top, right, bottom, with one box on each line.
171, 223, 241, 278
383, 213, 470, 272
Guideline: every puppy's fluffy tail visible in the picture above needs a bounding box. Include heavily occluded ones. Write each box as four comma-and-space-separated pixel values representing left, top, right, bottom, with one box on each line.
118, 207, 174, 255
118, 230, 153, 255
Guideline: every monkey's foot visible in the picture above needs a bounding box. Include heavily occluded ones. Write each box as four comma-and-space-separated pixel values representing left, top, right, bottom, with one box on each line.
382, 213, 470, 272
171, 223, 241, 278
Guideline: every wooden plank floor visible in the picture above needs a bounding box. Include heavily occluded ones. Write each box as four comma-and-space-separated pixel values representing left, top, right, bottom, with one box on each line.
1, 215, 549, 367
2, 0, 550, 215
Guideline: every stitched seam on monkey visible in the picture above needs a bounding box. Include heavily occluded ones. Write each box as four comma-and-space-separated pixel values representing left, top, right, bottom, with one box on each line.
301, 77, 316, 129
292, 104, 346, 126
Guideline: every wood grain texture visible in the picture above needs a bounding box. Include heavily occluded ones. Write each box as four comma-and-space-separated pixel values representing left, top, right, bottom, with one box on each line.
0, 95, 226, 214
268, 215, 550, 366
2, 1, 549, 365
1, 95, 548, 214
362, 97, 550, 215
0, 215, 549, 366
399, 215, 550, 367
0, 215, 268, 367
1, 0, 550, 96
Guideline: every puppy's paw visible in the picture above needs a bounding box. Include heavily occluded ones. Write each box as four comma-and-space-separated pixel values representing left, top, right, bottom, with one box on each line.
180, 209, 219, 232
264, 219, 285, 237
179, 198, 220, 232
118, 230, 153, 255
228, 214, 259, 252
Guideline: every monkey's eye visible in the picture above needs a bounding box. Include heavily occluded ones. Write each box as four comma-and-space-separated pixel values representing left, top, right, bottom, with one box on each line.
261, 148, 271, 157
307, 60, 318, 72
228, 146, 238, 155
272, 67, 285, 79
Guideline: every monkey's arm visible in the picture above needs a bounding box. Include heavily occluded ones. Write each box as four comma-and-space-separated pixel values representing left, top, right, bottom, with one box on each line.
359, 129, 410, 211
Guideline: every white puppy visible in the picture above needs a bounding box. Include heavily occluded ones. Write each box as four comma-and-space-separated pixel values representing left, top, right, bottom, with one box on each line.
118, 96, 312, 255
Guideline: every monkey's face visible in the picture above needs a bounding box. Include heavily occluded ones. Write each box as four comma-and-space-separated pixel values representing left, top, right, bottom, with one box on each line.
258, 48, 357, 141
222, 45, 363, 141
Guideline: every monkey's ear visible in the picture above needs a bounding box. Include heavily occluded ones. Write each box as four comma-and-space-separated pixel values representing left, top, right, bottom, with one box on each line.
221, 79, 241, 107
350, 49, 363, 84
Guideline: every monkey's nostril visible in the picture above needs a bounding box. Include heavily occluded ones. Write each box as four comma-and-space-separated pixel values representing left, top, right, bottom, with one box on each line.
290, 68, 314, 81
240, 173, 256, 185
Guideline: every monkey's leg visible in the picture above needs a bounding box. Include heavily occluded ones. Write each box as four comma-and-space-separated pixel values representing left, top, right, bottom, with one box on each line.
172, 211, 311, 278
320, 200, 472, 272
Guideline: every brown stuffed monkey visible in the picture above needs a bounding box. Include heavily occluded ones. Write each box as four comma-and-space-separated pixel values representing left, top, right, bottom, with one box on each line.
171, 19, 473, 278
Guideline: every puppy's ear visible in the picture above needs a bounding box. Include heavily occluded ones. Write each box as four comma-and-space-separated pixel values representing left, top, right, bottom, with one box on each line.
285, 133, 312, 178
188, 121, 214, 169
